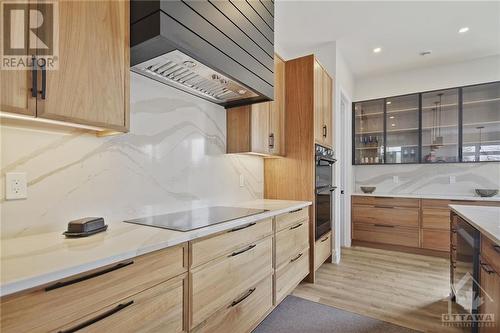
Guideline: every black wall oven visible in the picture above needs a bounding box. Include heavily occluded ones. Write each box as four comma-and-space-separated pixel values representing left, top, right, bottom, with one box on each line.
315, 144, 336, 240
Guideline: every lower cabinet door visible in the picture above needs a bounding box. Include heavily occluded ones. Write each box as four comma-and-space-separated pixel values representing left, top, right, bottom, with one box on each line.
55, 274, 186, 333
191, 275, 273, 333
190, 236, 273, 328
421, 229, 450, 252
352, 223, 419, 247
314, 231, 332, 271
479, 258, 500, 333
275, 248, 309, 304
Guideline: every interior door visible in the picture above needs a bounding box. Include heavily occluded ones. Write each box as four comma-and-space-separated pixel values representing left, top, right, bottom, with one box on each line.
313, 60, 324, 145
36, 0, 128, 130
269, 54, 285, 156
0, 3, 36, 116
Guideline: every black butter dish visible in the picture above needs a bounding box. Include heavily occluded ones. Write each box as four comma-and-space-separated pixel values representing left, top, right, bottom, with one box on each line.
63, 217, 108, 237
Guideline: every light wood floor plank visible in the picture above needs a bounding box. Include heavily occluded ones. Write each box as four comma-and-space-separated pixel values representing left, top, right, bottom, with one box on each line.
293, 246, 466, 333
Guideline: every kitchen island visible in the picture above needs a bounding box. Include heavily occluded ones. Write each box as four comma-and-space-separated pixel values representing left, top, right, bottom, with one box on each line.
0, 199, 312, 333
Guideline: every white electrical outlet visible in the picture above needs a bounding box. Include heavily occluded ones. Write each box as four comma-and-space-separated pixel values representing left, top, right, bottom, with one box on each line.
449, 175, 456, 184
5, 172, 27, 200
393, 176, 399, 184
239, 174, 245, 187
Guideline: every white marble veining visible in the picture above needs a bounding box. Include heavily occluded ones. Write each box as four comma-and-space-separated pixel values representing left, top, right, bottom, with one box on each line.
449, 205, 500, 246
0, 72, 263, 238
354, 163, 500, 197
352, 192, 500, 202
0, 199, 311, 297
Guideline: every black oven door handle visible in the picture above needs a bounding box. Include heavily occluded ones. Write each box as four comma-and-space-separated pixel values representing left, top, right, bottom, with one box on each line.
316, 186, 337, 195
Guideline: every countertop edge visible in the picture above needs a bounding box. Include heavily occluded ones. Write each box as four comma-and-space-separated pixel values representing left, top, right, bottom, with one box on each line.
449, 205, 500, 246
0, 201, 312, 297
351, 192, 500, 201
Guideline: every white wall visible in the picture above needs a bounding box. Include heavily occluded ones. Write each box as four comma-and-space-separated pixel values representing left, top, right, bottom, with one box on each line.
354, 55, 500, 101
0, 73, 264, 238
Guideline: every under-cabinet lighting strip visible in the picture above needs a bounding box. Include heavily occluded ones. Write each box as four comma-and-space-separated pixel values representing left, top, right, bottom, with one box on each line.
0, 112, 108, 132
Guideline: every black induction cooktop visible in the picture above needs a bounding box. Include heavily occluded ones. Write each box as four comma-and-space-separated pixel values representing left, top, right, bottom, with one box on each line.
123, 206, 267, 232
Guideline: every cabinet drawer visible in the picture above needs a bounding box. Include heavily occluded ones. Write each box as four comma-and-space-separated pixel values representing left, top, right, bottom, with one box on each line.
190, 237, 273, 328
275, 248, 309, 304
421, 229, 450, 252
55, 274, 186, 333
314, 231, 332, 271
191, 218, 272, 268
421, 208, 451, 230
191, 275, 272, 333
352, 205, 419, 228
352, 196, 419, 208
422, 199, 500, 209
481, 235, 500, 275
353, 223, 419, 247
0, 244, 187, 333
276, 207, 309, 231
275, 220, 309, 269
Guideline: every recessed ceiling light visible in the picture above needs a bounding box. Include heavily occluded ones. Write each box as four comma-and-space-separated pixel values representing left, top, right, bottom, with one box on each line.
373, 47, 382, 53
389, 116, 395, 119
458, 27, 469, 34
386, 101, 392, 105
391, 123, 396, 127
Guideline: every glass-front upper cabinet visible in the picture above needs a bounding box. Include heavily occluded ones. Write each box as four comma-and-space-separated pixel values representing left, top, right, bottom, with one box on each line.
421, 88, 459, 163
354, 99, 385, 164
385, 94, 419, 163
462, 82, 500, 162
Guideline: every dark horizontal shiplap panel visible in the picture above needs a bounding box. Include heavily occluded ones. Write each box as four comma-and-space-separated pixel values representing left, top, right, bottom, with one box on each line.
161, 1, 274, 85
209, 0, 274, 57
260, 0, 274, 16
183, 0, 273, 72
247, 0, 273, 30
229, 0, 274, 43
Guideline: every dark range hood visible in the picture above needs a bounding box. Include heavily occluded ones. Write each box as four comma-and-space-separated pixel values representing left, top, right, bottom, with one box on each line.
130, 0, 275, 108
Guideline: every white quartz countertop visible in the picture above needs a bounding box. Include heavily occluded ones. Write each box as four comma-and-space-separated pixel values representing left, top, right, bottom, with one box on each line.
449, 205, 500, 246
352, 192, 500, 202
0, 199, 311, 297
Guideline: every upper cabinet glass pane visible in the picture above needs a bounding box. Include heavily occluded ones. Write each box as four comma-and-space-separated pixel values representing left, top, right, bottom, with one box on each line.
385, 94, 419, 164
421, 89, 459, 163
462, 82, 500, 162
354, 99, 385, 164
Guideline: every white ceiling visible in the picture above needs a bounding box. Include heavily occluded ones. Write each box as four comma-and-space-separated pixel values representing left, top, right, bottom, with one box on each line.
275, 1, 500, 78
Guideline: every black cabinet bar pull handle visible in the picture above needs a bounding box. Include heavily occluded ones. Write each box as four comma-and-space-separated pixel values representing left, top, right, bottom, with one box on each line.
289, 208, 302, 213
374, 224, 395, 228
45, 261, 134, 292
31, 56, 37, 98
493, 245, 500, 254
40, 59, 46, 99
480, 262, 495, 275
58, 300, 134, 333
323, 125, 327, 137
289, 223, 303, 230
269, 133, 275, 149
290, 253, 303, 263
229, 244, 256, 257
229, 222, 256, 233
321, 236, 329, 242
229, 288, 256, 307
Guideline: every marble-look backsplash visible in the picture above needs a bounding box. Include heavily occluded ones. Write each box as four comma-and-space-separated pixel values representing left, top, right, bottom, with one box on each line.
0, 73, 263, 238
354, 163, 500, 196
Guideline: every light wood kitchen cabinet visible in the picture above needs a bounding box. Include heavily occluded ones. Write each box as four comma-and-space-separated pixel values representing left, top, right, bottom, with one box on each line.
226, 54, 285, 156
191, 275, 273, 333
55, 274, 187, 333
313, 59, 333, 148
275, 248, 309, 304
352, 195, 500, 255
314, 231, 332, 271
190, 236, 273, 329
479, 255, 500, 333
0, 244, 187, 333
0, 0, 129, 132
275, 219, 309, 269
